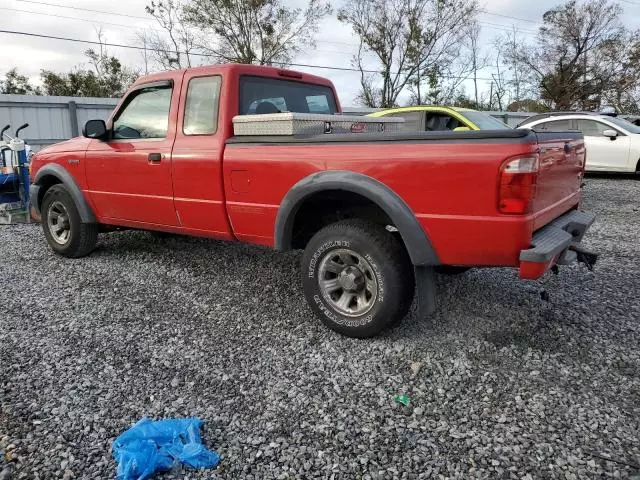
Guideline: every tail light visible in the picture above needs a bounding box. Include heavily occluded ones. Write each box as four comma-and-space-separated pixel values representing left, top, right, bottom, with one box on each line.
498, 154, 539, 214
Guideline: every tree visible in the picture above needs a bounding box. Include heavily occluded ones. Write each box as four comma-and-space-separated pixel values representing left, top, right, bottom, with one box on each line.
493, 27, 531, 110
506, 99, 549, 113
489, 39, 509, 111
466, 22, 487, 108
338, 0, 479, 108
452, 91, 479, 109
412, 20, 485, 106
511, 0, 625, 110
139, 0, 198, 70
182, 0, 331, 65
598, 32, 640, 113
0, 68, 41, 95
41, 31, 138, 97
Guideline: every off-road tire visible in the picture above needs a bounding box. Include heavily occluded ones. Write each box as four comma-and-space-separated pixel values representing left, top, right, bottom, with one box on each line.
41, 184, 98, 258
301, 219, 414, 338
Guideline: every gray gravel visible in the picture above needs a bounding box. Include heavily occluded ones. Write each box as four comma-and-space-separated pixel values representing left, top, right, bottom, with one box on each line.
1, 177, 639, 479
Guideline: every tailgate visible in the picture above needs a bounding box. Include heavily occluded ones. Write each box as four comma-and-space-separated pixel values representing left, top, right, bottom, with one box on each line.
531, 131, 585, 229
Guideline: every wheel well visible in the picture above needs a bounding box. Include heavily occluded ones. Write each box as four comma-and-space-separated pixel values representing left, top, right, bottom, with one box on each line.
290, 190, 397, 250
636, 158, 640, 172
36, 174, 62, 208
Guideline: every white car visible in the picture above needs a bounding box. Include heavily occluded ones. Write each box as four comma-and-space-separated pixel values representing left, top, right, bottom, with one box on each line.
518, 113, 640, 173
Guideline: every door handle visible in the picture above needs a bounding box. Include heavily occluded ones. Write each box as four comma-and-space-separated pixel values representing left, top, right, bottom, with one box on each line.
148, 153, 162, 163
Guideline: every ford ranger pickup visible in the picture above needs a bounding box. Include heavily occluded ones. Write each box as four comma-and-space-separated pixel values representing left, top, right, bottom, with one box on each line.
30, 64, 597, 338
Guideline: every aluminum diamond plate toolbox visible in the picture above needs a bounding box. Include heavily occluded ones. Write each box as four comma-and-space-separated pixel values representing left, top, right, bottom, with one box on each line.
232, 112, 404, 136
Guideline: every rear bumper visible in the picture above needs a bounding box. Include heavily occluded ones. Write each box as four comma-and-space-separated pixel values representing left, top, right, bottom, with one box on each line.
519, 210, 596, 279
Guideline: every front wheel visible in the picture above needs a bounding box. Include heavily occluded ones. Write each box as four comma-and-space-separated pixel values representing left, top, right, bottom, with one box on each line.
301, 220, 414, 338
41, 184, 98, 258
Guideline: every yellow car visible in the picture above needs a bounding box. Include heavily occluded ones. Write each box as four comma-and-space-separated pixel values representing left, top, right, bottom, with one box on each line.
368, 106, 511, 132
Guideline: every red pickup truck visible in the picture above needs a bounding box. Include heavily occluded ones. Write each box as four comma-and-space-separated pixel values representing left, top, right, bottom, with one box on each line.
30, 64, 597, 338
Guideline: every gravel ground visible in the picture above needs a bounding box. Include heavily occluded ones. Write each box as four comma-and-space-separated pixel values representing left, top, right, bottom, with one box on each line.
1, 177, 639, 480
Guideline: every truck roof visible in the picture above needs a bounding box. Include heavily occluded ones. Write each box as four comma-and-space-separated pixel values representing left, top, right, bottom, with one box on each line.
131, 63, 335, 89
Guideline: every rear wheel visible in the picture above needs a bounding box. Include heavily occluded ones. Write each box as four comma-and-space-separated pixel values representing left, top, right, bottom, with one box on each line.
301, 219, 414, 338
41, 185, 98, 258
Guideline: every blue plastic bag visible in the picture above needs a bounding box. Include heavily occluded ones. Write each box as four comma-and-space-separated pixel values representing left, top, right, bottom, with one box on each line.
113, 417, 220, 480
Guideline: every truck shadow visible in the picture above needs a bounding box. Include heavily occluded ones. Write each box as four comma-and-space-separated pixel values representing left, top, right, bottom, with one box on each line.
93, 230, 583, 355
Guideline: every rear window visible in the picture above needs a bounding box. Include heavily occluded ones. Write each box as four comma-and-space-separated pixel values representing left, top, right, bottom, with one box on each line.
239, 76, 338, 115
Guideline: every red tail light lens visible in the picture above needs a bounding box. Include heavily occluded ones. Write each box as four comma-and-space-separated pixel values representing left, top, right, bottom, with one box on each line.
498, 155, 539, 214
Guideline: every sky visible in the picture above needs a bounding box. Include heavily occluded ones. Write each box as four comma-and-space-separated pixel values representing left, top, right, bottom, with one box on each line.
1, 0, 640, 106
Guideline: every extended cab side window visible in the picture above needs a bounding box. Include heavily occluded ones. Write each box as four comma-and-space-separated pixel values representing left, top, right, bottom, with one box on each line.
183, 76, 222, 135
113, 85, 172, 140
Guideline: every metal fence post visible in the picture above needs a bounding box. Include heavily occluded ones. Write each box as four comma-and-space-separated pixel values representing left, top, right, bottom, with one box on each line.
68, 101, 79, 137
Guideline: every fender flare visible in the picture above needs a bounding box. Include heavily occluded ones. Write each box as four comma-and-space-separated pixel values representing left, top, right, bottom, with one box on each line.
274, 170, 439, 266
33, 163, 96, 223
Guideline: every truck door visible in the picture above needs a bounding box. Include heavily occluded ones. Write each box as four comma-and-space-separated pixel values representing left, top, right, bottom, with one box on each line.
170, 72, 234, 239
85, 79, 180, 226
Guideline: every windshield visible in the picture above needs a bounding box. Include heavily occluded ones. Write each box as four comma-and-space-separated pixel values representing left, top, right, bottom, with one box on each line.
239, 76, 338, 115
604, 116, 640, 134
459, 110, 511, 130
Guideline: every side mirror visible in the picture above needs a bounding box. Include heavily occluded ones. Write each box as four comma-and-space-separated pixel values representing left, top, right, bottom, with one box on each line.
83, 119, 108, 140
602, 129, 618, 139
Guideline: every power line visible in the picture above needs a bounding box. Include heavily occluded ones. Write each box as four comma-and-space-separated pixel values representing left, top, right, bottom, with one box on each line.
17, 0, 545, 25
479, 9, 536, 23
14, 0, 638, 40
7, 4, 358, 48
478, 21, 538, 35
1, 7, 159, 31
0, 7, 353, 55
0, 28, 498, 81
10, 0, 565, 47
0, 7, 357, 53
15, 0, 149, 19
5, 5, 537, 42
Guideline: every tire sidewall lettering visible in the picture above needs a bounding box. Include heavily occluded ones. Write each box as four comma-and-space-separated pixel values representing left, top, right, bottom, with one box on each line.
308, 240, 350, 278
365, 253, 384, 303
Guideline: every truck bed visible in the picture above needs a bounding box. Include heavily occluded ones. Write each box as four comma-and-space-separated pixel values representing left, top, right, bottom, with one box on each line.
224, 129, 585, 267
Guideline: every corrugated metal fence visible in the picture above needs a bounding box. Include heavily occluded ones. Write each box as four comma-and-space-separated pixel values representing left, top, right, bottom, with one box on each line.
0, 94, 535, 151
0, 94, 118, 151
